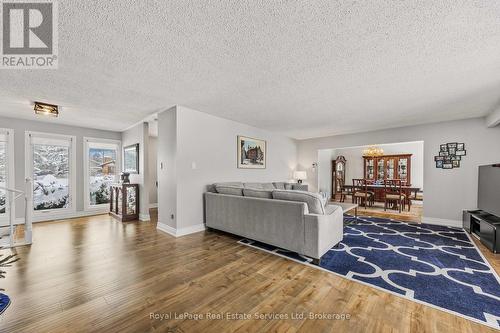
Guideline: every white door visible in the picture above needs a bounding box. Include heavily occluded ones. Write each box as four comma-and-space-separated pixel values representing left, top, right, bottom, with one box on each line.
26, 132, 76, 221
0, 129, 14, 226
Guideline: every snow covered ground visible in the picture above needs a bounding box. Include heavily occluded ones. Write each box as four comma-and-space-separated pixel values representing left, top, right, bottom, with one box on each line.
0, 183, 5, 214
89, 175, 115, 205
33, 175, 69, 210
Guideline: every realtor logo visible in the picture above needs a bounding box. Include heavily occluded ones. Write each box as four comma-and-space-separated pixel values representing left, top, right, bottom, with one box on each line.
1, 0, 58, 69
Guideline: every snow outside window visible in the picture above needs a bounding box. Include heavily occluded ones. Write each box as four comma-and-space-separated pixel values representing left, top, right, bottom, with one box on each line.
32, 143, 70, 211
0, 130, 13, 221
84, 139, 120, 211
28, 133, 75, 217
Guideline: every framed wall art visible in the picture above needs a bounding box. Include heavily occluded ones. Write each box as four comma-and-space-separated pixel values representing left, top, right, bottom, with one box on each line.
237, 136, 266, 169
435, 143, 466, 169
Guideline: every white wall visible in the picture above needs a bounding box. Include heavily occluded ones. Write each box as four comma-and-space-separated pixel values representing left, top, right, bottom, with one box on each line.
318, 141, 424, 197
157, 107, 177, 229
157, 105, 298, 233
148, 136, 158, 205
317, 149, 334, 197
298, 117, 500, 226
0, 115, 121, 220
122, 122, 150, 220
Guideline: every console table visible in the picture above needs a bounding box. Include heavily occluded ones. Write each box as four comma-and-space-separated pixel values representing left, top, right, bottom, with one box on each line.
109, 183, 139, 222
463, 210, 500, 253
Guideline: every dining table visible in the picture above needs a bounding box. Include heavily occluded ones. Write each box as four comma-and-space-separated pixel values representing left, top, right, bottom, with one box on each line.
342, 184, 421, 200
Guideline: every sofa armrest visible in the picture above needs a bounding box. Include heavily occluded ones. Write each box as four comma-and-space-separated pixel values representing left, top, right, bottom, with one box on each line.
303, 206, 344, 259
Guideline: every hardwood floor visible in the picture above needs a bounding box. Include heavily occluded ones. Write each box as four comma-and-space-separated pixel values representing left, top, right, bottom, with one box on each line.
0, 211, 498, 333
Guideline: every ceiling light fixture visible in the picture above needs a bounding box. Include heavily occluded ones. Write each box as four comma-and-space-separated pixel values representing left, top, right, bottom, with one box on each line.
34, 101, 59, 117
363, 146, 384, 157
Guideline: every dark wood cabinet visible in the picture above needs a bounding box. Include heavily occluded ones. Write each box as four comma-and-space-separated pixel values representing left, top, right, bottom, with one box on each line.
109, 183, 139, 222
363, 154, 412, 186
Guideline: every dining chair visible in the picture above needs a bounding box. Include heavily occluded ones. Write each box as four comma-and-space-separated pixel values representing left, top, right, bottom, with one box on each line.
384, 179, 406, 213
352, 179, 374, 208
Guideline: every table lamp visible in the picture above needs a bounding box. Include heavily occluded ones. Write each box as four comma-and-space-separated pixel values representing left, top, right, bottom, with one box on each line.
293, 171, 307, 184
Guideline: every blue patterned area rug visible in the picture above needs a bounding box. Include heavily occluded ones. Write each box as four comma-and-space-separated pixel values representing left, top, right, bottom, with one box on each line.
238, 216, 500, 329
0, 293, 10, 315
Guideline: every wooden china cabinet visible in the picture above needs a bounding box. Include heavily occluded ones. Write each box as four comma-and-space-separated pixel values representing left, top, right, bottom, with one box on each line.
363, 154, 412, 186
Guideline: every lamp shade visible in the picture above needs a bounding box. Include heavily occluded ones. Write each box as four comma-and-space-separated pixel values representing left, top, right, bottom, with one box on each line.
293, 171, 307, 180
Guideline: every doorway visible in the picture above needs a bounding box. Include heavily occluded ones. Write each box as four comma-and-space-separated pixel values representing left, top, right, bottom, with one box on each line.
318, 141, 424, 222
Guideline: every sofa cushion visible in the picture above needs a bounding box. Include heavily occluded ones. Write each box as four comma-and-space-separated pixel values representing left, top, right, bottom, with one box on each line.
243, 182, 275, 190
284, 183, 293, 190
215, 185, 244, 196
273, 182, 286, 190
272, 190, 325, 214
243, 188, 273, 199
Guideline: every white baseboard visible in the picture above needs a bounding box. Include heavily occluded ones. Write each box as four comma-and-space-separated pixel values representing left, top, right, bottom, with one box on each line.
156, 222, 177, 236
139, 213, 150, 221
149, 203, 158, 209
0, 210, 109, 227
422, 216, 462, 228
156, 222, 205, 237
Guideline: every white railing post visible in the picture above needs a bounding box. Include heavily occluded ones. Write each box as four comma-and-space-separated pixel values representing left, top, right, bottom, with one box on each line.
8, 191, 14, 247
24, 178, 32, 245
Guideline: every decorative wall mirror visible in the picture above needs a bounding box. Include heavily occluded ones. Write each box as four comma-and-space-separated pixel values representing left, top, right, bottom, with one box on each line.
123, 143, 139, 174
332, 156, 346, 199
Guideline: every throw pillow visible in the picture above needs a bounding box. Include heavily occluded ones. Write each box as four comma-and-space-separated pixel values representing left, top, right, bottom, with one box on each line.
272, 190, 325, 214
215, 185, 244, 196
243, 188, 273, 199
273, 182, 286, 190
244, 182, 275, 190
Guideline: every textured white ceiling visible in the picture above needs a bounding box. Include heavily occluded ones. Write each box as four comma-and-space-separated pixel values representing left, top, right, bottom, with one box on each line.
1, 1, 500, 139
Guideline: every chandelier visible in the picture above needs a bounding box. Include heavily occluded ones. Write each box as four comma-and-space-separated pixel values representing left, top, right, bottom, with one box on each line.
363, 146, 384, 157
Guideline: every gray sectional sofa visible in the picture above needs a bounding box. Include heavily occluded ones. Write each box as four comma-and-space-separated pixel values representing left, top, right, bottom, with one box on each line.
204, 182, 344, 263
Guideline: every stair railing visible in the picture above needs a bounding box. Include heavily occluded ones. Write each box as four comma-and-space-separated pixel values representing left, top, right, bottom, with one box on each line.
0, 178, 33, 247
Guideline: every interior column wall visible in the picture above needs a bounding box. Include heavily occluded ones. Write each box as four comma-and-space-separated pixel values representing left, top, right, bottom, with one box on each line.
156, 105, 298, 234
121, 122, 150, 221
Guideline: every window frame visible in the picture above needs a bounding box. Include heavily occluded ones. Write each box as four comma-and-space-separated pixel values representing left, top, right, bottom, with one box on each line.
25, 131, 77, 222
0, 128, 15, 225
83, 137, 121, 213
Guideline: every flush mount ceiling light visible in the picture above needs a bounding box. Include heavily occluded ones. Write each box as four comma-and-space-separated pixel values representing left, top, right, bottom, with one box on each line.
34, 101, 59, 117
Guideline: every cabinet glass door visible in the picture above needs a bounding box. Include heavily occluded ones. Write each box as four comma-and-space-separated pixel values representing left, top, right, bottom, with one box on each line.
386, 158, 396, 180
398, 158, 408, 184
126, 186, 137, 215
365, 159, 374, 180
377, 158, 385, 182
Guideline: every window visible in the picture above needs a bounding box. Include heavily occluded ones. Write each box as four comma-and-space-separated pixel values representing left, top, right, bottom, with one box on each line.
0, 129, 14, 222
26, 132, 76, 219
33, 144, 70, 210
84, 138, 121, 210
